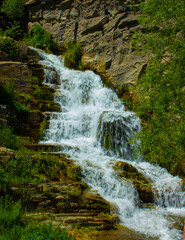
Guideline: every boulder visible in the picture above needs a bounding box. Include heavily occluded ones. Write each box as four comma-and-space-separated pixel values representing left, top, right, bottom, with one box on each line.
114, 161, 154, 203
97, 111, 139, 159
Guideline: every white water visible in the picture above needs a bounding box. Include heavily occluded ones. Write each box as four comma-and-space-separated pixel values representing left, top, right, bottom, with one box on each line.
36, 49, 185, 240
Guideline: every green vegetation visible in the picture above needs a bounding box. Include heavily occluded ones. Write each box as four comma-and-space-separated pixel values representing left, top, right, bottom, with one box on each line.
1, 0, 25, 20
0, 197, 22, 240
30, 76, 44, 99
0, 197, 75, 240
0, 150, 69, 190
0, 38, 18, 60
5, 22, 23, 40
64, 41, 83, 70
0, 82, 29, 112
21, 223, 76, 240
0, 124, 20, 150
132, 0, 185, 175
27, 25, 57, 52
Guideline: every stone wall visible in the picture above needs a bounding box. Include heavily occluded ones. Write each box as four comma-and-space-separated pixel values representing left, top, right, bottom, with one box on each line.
26, 0, 147, 93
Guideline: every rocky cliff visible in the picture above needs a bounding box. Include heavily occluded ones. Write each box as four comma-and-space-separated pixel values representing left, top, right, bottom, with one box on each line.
26, 0, 147, 95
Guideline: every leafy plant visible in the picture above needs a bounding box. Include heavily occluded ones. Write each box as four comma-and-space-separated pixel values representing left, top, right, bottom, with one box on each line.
64, 41, 83, 70
0, 197, 23, 240
29, 25, 57, 52
21, 223, 76, 240
0, 197, 75, 240
132, 0, 185, 176
0, 124, 20, 150
0, 38, 18, 60
5, 22, 22, 40
1, 0, 25, 20
33, 85, 43, 99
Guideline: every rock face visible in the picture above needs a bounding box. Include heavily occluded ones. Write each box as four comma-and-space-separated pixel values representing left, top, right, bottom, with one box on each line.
0, 44, 60, 140
97, 111, 138, 159
0, 147, 116, 230
26, 0, 147, 92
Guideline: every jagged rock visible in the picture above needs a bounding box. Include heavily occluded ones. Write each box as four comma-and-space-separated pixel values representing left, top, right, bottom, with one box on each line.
26, 0, 148, 91
114, 161, 154, 203
0, 62, 32, 93
81, 16, 109, 35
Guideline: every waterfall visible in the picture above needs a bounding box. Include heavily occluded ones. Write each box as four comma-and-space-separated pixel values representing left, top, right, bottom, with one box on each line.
35, 49, 185, 240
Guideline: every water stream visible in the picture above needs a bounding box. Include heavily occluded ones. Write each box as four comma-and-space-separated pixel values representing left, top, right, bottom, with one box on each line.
36, 49, 185, 240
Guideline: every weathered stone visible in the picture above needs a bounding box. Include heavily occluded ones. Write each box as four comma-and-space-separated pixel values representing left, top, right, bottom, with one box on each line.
114, 161, 154, 203
0, 147, 15, 164
26, 0, 148, 91
0, 62, 32, 93
82, 16, 109, 35
23, 110, 44, 125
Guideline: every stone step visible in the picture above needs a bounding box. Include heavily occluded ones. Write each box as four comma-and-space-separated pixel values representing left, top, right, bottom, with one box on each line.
41, 152, 71, 159
22, 143, 76, 152
26, 212, 108, 228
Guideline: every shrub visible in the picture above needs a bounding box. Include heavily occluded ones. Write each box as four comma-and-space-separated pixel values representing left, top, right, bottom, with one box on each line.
5, 22, 23, 40
0, 124, 20, 150
0, 82, 29, 112
21, 223, 76, 240
64, 41, 83, 70
30, 25, 57, 52
0, 38, 18, 60
0, 197, 22, 240
1, 0, 25, 20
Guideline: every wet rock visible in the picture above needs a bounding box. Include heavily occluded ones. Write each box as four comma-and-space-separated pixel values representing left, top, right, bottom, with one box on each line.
97, 111, 138, 159
114, 161, 154, 203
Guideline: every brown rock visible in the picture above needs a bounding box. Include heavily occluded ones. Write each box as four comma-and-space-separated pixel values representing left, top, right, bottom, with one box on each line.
114, 161, 154, 203
0, 147, 15, 164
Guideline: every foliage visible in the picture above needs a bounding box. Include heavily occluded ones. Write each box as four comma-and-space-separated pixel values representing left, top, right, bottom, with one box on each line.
5, 22, 22, 40
0, 38, 18, 60
33, 85, 43, 99
0, 150, 68, 191
0, 82, 29, 112
29, 25, 57, 52
64, 41, 83, 70
132, 0, 185, 175
0, 197, 22, 240
21, 223, 76, 240
0, 197, 75, 240
1, 0, 25, 20
0, 124, 20, 150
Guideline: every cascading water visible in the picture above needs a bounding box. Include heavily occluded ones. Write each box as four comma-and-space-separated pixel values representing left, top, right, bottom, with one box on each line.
35, 49, 185, 240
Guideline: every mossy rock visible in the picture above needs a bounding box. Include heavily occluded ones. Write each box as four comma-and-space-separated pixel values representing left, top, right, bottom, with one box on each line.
114, 161, 154, 203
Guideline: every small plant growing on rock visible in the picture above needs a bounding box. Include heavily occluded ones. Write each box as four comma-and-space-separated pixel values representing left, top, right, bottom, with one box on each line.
29, 25, 57, 52
5, 22, 22, 40
0, 38, 18, 60
0, 124, 20, 150
64, 41, 83, 70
